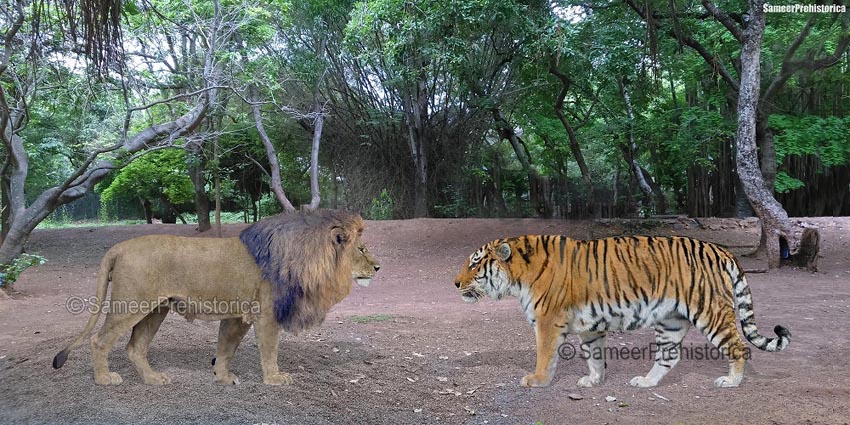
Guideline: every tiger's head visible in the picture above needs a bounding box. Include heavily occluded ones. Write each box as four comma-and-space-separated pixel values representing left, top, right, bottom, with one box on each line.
454, 239, 519, 303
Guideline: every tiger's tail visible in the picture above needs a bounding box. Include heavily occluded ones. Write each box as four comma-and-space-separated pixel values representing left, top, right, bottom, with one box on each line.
52, 249, 117, 369
728, 259, 790, 352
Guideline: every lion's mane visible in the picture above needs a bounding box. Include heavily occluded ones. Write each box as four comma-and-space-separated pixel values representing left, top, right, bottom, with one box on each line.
239, 209, 364, 333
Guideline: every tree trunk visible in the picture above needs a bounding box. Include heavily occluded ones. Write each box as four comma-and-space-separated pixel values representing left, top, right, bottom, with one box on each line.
1, 170, 10, 241
306, 105, 323, 211
548, 65, 595, 213
213, 133, 222, 238
0, 101, 207, 265
142, 198, 153, 223
250, 92, 296, 212
640, 166, 667, 214
755, 113, 777, 193
404, 81, 429, 218
186, 142, 211, 232
735, 0, 802, 269
490, 107, 545, 217
618, 81, 654, 208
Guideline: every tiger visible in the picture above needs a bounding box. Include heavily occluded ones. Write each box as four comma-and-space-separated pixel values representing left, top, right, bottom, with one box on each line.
453, 235, 790, 388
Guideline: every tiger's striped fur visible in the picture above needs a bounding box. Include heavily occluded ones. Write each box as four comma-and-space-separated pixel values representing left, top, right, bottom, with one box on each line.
453, 235, 790, 388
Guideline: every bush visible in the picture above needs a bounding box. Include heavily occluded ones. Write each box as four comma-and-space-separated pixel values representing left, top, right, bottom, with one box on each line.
0, 254, 47, 287
366, 189, 394, 220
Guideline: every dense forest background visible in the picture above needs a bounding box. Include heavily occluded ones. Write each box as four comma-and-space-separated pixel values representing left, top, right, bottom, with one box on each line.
1, 0, 848, 231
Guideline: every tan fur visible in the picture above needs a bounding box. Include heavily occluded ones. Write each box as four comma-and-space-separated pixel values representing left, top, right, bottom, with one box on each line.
53, 210, 379, 386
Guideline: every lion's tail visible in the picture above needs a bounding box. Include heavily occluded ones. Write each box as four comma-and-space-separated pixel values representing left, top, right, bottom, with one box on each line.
52, 248, 117, 369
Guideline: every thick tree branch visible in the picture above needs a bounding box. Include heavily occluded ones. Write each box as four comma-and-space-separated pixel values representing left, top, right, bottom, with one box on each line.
623, 0, 740, 91
763, 27, 850, 102
249, 90, 296, 212
548, 62, 593, 197
701, 0, 742, 42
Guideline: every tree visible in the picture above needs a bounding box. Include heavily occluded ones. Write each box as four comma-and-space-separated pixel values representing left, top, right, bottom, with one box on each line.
98, 149, 195, 223
735, 0, 802, 269
0, 0, 224, 267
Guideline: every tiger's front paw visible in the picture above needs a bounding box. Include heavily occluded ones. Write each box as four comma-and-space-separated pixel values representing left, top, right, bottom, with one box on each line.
263, 372, 294, 386
520, 373, 552, 387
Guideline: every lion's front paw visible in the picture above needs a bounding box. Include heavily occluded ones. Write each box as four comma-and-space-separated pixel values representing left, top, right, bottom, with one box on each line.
576, 375, 601, 388
214, 371, 241, 385
629, 376, 657, 388
520, 374, 551, 387
713, 375, 741, 388
263, 372, 293, 386
95, 372, 123, 385
142, 372, 172, 385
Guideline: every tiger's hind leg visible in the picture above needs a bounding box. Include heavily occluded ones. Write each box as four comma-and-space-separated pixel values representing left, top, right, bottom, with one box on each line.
696, 309, 749, 387
577, 331, 607, 387
630, 318, 690, 388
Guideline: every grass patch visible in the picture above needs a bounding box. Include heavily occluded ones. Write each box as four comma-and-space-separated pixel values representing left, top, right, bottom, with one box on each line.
349, 314, 394, 324
36, 219, 148, 229
35, 212, 252, 230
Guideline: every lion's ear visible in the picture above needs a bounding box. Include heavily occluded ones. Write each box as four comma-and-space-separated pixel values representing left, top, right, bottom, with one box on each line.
331, 226, 350, 247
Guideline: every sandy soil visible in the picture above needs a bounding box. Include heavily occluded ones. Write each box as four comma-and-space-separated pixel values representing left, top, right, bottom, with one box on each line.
0, 217, 848, 424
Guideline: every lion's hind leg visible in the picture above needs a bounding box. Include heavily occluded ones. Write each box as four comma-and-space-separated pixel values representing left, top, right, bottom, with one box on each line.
126, 305, 171, 385
213, 318, 252, 385
91, 310, 149, 385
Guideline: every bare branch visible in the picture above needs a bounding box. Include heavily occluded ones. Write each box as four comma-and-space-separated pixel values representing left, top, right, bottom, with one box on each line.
250, 88, 296, 212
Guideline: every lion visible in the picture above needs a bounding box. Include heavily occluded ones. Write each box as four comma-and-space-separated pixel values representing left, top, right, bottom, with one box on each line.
52, 210, 380, 386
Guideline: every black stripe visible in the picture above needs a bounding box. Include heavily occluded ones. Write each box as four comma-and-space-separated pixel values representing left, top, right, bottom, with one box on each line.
571, 243, 580, 270
532, 256, 549, 284
716, 331, 734, 349
602, 239, 610, 298
559, 236, 566, 264
582, 334, 605, 345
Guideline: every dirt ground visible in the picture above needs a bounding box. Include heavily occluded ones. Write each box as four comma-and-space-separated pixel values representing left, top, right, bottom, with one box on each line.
0, 217, 848, 424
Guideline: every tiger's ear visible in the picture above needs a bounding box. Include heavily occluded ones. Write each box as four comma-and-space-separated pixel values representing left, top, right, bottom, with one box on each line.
496, 243, 511, 261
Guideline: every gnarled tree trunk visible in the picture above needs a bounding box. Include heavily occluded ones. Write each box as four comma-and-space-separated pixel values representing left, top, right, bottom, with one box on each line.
735, 0, 802, 269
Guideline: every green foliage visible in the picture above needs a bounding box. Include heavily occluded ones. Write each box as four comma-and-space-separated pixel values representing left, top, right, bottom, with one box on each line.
771, 115, 850, 193
771, 115, 850, 166
0, 254, 48, 287
434, 184, 477, 218
97, 149, 195, 213
774, 171, 806, 194
366, 189, 395, 220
